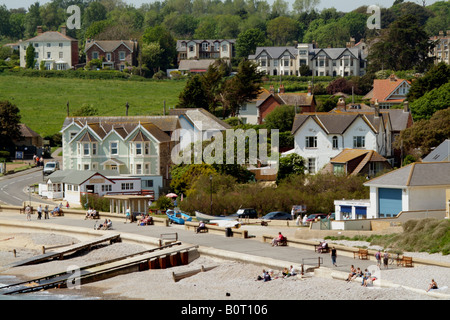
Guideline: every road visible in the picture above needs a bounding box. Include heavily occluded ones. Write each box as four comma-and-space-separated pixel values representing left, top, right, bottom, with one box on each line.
0, 168, 53, 206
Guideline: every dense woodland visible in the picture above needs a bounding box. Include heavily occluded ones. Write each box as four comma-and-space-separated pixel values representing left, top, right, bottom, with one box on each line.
0, 0, 449, 73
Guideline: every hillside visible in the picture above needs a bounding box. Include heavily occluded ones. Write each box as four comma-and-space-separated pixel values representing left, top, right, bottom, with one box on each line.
0, 75, 186, 138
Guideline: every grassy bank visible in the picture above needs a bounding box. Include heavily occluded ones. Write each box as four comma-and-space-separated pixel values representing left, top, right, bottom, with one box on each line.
326, 218, 450, 255
0, 74, 186, 138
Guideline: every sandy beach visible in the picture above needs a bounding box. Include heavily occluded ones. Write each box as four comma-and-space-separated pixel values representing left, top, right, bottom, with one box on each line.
0, 231, 448, 301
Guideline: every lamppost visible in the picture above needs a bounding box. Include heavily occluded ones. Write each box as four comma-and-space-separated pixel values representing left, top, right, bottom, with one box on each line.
209, 174, 213, 216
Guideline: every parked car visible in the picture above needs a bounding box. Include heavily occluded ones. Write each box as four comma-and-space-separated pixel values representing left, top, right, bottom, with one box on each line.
229, 208, 258, 219
305, 213, 328, 222
43, 161, 59, 175
261, 211, 292, 220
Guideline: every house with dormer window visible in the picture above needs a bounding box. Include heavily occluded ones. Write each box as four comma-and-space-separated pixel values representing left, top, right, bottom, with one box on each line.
60, 116, 177, 199
85, 39, 138, 71
291, 107, 391, 174
363, 74, 411, 109
248, 46, 299, 76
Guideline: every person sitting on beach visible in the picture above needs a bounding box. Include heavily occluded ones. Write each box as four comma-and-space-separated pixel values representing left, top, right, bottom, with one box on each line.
362, 269, 372, 287
51, 206, 60, 216
85, 208, 92, 219
317, 240, 328, 253
282, 267, 290, 278
289, 265, 297, 276
426, 279, 438, 292
349, 267, 363, 282
271, 232, 285, 246
196, 221, 206, 233
346, 265, 357, 282
104, 219, 112, 230
98, 219, 108, 229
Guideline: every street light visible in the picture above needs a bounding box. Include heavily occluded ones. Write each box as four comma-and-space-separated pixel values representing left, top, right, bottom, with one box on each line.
209, 174, 213, 216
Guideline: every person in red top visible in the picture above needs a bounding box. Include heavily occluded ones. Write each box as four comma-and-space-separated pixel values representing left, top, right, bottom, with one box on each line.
271, 232, 285, 246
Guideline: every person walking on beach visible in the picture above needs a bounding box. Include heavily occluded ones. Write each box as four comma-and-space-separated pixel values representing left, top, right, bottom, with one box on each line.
375, 250, 381, 267
44, 205, 49, 219
331, 247, 337, 266
383, 251, 389, 269
25, 205, 31, 221
37, 205, 42, 220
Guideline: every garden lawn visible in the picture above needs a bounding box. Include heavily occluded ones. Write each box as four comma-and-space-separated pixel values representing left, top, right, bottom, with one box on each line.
0, 75, 186, 138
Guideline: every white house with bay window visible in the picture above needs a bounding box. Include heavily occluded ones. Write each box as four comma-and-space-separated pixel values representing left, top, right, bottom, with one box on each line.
290, 111, 391, 174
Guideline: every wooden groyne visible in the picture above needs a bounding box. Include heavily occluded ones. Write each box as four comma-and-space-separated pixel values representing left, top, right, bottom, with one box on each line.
1, 242, 199, 295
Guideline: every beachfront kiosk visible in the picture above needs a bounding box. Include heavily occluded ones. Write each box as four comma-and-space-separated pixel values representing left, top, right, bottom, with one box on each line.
104, 194, 153, 216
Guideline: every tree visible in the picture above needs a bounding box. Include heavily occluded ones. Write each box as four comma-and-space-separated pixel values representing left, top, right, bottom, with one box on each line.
176, 74, 210, 109
409, 82, 450, 121
266, 16, 299, 45
25, 43, 36, 69
264, 105, 296, 132
407, 62, 450, 102
0, 100, 22, 150
367, 14, 435, 72
219, 59, 263, 117
141, 42, 164, 75
236, 28, 266, 58
277, 153, 306, 183
394, 107, 450, 158
24, 2, 42, 37
83, 1, 107, 28
142, 25, 177, 72
292, 0, 321, 14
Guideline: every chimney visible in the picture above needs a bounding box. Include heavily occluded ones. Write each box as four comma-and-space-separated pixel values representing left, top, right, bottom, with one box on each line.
307, 83, 312, 96
279, 84, 285, 93
337, 98, 346, 111
269, 85, 274, 94
374, 99, 380, 117
37, 26, 43, 35
403, 100, 409, 113
389, 74, 396, 82
60, 25, 67, 36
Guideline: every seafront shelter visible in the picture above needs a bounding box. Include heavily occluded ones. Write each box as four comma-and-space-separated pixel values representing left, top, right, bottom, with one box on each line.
104, 194, 152, 215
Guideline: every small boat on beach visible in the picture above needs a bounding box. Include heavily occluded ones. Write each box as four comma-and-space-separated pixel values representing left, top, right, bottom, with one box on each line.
166, 209, 192, 225
195, 211, 236, 222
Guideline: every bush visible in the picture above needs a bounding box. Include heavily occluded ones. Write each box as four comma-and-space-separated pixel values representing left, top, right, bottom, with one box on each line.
80, 193, 109, 212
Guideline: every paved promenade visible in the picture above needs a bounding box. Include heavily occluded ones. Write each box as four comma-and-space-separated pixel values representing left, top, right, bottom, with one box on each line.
0, 210, 382, 273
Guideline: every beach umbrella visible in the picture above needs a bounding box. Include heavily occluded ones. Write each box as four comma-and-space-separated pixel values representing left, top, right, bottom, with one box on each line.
166, 193, 177, 198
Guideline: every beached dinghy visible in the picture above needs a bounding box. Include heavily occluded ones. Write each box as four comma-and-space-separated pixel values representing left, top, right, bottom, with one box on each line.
195, 211, 237, 222
166, 209, 192, 225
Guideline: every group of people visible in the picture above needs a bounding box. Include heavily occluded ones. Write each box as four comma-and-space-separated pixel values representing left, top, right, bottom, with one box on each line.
95, 219, 112, 230
137, 214, 153, 226
85, 207, 99, 219
257, 266, 298, 282
345, 265, 375, 286
33, 154, 44, 167
26, 204, 51, 221
375, 250, 391, 269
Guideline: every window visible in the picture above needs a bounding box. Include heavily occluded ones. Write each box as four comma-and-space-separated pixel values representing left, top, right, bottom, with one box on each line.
202, 42, 209, 51
142, 179, 153, 188
222, 44, 228, 52
59, 43, 63, 48
119, 51, 126, 60
283, 59, 289, 67
106, 53, 111, 61
59, 52, 63, 59
305, 136, 317, 148
136, 164, 142, 174
92, 143, 97, 155
121, 183, 134, 190
273, 60, 278, 67
47, 43, 51, 48
83, 164, 90, 170
353, 136, 365, 148
332, 136, 338, 149
111, 165, 117, 171
83, 143, 90, 155
135, 143, 142, 155
92, 51, 98, 59
144, 163, 150, 174
189, 45, 194, 52
34, 43, 39, 48
144, 142, 150, 155
102, 185, 112, 192
308, 158, 316, 173
333, 164, 344, 175
110, 142, 118, 155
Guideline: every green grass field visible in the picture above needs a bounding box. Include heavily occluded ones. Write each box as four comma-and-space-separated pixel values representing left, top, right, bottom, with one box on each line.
0, 75, 186, 138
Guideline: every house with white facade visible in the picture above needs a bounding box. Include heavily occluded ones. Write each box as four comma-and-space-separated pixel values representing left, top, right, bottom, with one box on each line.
362, 74, 411, 109
248, 46, 299, 76
249, 41, 367, 77
291, 107, 391, 174
363, 162, 450, 218
177, 39, 235, 63
40, 169, 142, 206
20, 26, 78, 70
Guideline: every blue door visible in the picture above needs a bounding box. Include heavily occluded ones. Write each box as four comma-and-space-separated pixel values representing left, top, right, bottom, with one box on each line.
378, 188, 402, 218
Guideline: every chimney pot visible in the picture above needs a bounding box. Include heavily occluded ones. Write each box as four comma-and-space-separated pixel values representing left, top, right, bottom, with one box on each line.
37, 26, 43, 35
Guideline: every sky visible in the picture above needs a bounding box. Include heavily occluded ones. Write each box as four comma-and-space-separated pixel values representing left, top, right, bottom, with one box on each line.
0, 0, 441, 12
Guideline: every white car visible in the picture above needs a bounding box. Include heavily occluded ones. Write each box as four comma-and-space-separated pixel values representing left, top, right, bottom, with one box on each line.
43, 161, 59, 175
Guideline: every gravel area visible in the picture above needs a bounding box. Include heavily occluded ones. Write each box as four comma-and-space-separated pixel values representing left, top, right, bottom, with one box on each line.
0, 232, 449, 300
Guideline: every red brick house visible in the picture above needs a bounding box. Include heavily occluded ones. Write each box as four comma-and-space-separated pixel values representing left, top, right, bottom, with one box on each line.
84, 39, 138, 71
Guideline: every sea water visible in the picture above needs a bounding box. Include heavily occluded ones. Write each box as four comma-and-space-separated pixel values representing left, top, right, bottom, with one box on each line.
0, 275, 100, 300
